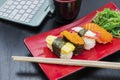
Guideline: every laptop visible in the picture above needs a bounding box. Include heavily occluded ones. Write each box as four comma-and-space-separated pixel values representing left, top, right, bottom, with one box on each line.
0, 0, 55, 27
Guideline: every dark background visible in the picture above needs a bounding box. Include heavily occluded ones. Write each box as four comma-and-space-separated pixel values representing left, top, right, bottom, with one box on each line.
0, 0, 120, 80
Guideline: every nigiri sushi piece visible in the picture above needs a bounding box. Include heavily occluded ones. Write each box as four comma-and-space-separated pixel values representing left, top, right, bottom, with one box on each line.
83, 23, 113, 44
61, 30, 84, 55
46, 35, 75, 59
72, 27, 96, 50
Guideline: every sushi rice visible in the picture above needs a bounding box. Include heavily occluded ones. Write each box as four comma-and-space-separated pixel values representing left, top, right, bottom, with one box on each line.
83, 37, 96, 50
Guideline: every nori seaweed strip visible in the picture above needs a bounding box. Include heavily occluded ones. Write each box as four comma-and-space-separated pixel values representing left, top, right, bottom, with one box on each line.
78, 28, 88, 36
52, 38, 67, 57
73, 44, 84, 55
63, 37, 83, 55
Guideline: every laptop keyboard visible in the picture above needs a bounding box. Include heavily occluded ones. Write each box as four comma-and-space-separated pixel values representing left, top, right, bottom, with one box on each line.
0, 0, 45, 23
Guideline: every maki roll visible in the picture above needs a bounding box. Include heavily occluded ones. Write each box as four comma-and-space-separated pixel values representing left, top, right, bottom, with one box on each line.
46, 35, 75, 59
72, 27, 97, 50
61, 30, 84, 55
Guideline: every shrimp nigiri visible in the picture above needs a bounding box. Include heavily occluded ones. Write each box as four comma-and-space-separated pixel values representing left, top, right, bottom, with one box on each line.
82, 23, 113, 44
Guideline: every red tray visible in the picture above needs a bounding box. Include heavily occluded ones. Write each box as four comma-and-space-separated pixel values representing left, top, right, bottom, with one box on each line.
24, 2, 120, 80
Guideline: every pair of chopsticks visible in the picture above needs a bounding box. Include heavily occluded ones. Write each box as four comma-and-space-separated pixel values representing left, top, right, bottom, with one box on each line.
12, 56, 120, 69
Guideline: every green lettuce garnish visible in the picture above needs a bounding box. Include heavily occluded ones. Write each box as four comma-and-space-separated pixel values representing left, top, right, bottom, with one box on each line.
92, 8, 120, 38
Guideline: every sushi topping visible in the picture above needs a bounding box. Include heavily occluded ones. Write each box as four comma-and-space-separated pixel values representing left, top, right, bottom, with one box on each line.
84, 30, 98, 39
61, 30, 84, 45
46, 35, 57, 47
72, 27, 98, 39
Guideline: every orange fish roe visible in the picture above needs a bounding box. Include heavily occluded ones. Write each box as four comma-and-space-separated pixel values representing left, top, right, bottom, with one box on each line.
83, 23, 113, 43
61, 30, 84, 45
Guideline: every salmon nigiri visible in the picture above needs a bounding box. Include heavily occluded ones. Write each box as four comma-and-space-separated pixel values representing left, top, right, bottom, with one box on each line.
82, 23, 113, 44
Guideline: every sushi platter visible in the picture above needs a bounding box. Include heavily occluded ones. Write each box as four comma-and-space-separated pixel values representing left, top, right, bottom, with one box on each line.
24, 2, 120, 80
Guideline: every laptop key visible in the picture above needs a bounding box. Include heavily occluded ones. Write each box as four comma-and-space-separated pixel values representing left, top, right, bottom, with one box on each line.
8, 9, 19, 18
14, 14, 22, 20
19, 13, 29, 21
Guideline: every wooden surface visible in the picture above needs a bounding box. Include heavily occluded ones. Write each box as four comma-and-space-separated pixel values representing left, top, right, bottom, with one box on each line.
0, 0, 120, 80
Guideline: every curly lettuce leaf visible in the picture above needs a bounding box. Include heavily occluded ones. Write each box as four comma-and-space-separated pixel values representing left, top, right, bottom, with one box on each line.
92, 8, 120, 38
